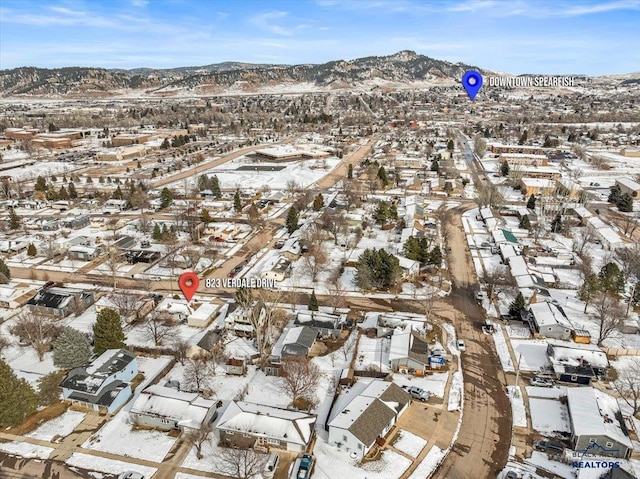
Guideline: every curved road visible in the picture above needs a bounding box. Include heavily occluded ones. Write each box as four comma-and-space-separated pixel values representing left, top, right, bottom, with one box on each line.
431, 205, 511, 479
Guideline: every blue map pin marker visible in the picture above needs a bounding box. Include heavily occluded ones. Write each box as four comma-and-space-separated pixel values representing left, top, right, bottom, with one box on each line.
462, 70, 483, 101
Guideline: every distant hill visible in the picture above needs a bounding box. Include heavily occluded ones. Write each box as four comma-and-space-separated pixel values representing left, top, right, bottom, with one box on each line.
0, 51, 485, 97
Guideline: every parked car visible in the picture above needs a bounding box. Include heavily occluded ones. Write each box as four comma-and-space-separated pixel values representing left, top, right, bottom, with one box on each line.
293, 454, 314, 479
534, 440, 565, 454
402, 385, 430, 402
530, 377, 553, 387
274, 240, 285, 249
118, 473, 145, 479
457, 340, 466, 351
263, 452, 279, 479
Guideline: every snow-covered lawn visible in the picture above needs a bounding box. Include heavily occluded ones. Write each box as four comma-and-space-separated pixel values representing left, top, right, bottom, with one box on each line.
448, 370, 463, 412
525, 451, 574, 479
26, 410, 86, 442
407, 445, 446, 479
66, 452, 157, 478
510, 340, 550, 372
529, 398, 571, 435
312, 439, 412, 479
82, 404, 177, 462
494, 326, 515, 372
393, 430, 427, 458
506, 386, 527, 427
0, 441, 54, 459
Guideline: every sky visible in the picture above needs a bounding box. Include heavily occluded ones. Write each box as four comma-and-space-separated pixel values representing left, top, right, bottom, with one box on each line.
0, 0, 638, 75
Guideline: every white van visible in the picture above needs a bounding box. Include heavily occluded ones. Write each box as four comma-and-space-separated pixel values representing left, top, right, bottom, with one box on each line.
263, 452, 279, 479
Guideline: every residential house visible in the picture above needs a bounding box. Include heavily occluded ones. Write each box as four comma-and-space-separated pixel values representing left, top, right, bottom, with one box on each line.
328, 379, 411, 458
546, 340, 609, 385
294, 310, 345, 338
527, 301, 572, 340
187, 300, 226, 328
567, 387, 633, 459
260, 256, 292, 282
130, 384, 218, 432
397, 256, 420, 277
389, 328, 431, 373
60, 349, 137, 414
519, 178, 556, 197
104, 199, 129, 211
225, 357, 247, 376
269, 323, 318, 364
225, 304, 265, 337
61, 214, 90, 229
0, 283, 37, 309
187, 330, 222, 359
27, 287, 94, 318
68, 244, 102, 261
616, 177, 640, 199
215, 401, 316, 452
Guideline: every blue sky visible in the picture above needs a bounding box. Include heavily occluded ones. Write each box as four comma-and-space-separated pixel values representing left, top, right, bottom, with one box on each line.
0, 0, 638, 75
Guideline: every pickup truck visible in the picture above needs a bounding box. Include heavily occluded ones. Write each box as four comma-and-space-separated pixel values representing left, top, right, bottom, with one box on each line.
402, 385, 430, 402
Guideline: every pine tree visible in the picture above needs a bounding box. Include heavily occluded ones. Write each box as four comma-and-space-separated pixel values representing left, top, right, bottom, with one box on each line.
58, 185, 69, 200
598, 262, 625, 295
509, 292, 526, 317
68, 181, 77, 199
526, 194, 536, 210
112, 185, 124, 200
8, 208, 20, 230
617, 193, 633, 212
34, 176, 47, 192
608, 185, 622, 204
286, 206, 299, 234
152, 223, 162, 240
201, 208, 213, 224
313, 193, 324, 211
430, 159, 440, 172
0, 360, 38, 427
233, 190, 242, 213
0, 258, 10, 282
308, 290, 319, 311
347, 163, 353, 179
27, 243, 37, 256
550, 213, 563, 233
93, 308, 126, 355
377, 166, 388, 187
53, 327, 92, 369
428, 246, 443, 266
211, 175, 221, 198
160, 187, 173, 209
447, 139, 454, 151
518, 130, 528, 145
500, 161, 510, 176
519, 215, 531, 230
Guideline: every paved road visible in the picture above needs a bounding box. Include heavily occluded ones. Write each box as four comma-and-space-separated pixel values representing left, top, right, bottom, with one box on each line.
431, 205, 511, 479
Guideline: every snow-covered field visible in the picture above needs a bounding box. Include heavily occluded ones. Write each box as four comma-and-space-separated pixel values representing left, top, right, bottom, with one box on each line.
66, 452, 157, 478
26, 410, 86, 442
312, 439, 412, 479
407, 445, 446, 479
393, 430, 427, 458
394, 372, 449, 399
506, 386, 527, 427
0, 441, 54, 459
494, 326, 515, 372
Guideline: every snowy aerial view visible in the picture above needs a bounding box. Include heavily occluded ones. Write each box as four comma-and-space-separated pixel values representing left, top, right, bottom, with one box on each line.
0, 1, 639, 479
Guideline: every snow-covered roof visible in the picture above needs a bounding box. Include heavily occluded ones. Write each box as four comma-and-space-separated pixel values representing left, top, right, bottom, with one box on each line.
389, 328, 411, 362
217, 401, 316, 446
567, 387, 633, 450
547, 339, 609, 369
616, 177, 640, 191
130, 385, 216, 429
188, 302, 220, 321
529, 302, 572, 329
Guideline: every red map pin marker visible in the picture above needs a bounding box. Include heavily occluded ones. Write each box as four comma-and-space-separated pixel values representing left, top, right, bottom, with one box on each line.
178, 271, 199, 301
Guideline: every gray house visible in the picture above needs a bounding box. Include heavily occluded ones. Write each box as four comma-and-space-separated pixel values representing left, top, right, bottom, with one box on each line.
269, 323, 317, 364
527, 301, 572, 340
27, 287, 94, 317
62, 214, 90, 229
130, 384, 218, 432
567, 387, 633, 459
388, 328, 431, 373
328, 380, 411, 458
60, 349, 137, 414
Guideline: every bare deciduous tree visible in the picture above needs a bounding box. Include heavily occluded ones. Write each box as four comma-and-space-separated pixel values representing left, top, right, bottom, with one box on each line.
481, 265, 513, 301
110, 291, 145, 322
217, 447, 268, 479
278, 357, 322, 407
171, 337, 190, 365
142, 312, 176, 346
300, 228, 327, 282
319, 208, 348, 245
183, 422, 213, 460
182, 248, 203, 270
104, 246, 121, 289
11, 312, 62, 361
593, 292, 626, 346
183, 357, 215, 396
612, 358, 640, 417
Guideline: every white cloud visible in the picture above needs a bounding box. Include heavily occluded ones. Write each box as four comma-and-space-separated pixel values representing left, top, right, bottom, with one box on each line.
249, 11, 293, 36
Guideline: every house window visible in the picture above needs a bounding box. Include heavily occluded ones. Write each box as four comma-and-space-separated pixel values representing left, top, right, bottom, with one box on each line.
606, 442, 614, 449
267, 438, 279, 445
243, 434, 251, 438
160, 419, 171, 424
226, 431, 234, 436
